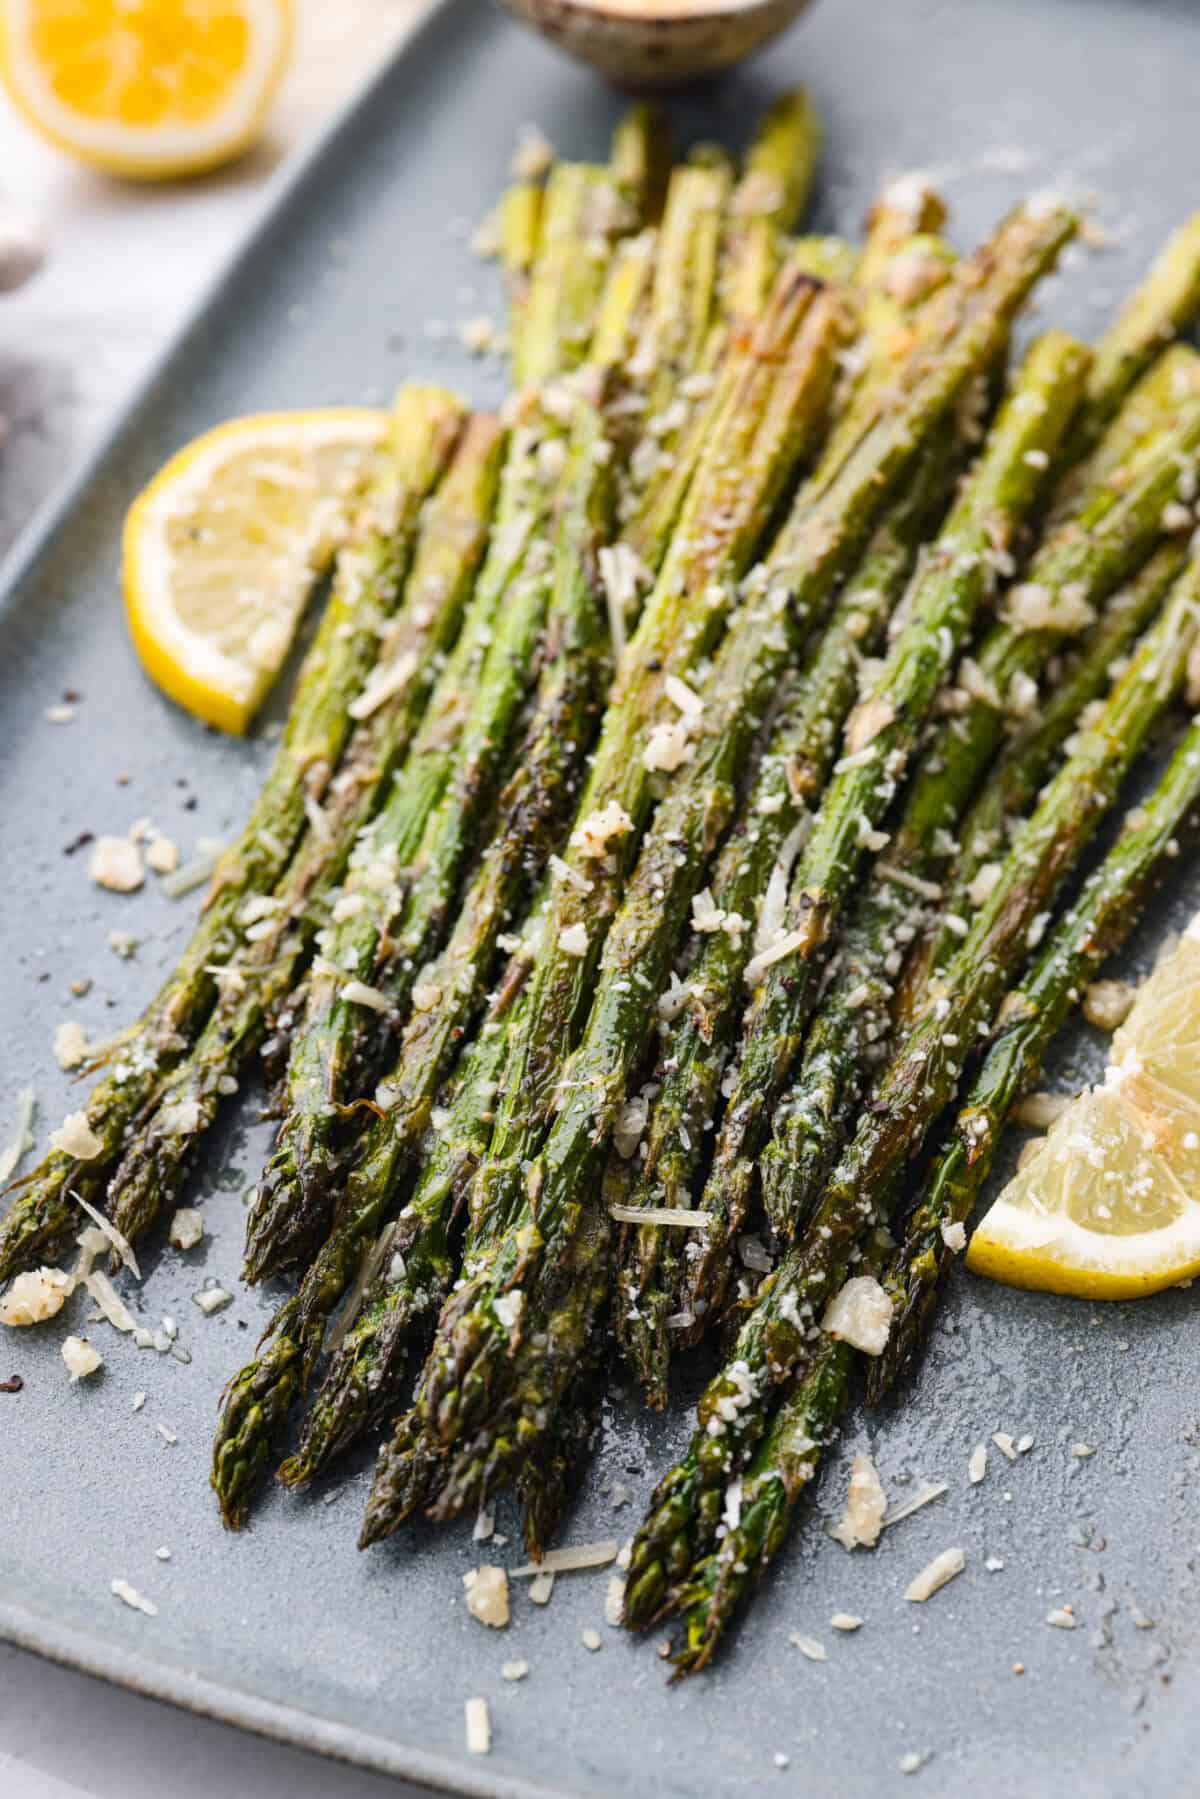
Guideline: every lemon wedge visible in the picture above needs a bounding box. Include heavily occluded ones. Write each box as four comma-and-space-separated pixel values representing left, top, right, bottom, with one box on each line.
967, 917, 1200, 1299
0, 0, 292, 181
123, 408, 387, 734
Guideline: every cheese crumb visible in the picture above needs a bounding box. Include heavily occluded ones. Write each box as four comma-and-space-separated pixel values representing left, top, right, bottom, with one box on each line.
62, 1335, 103, 1381
169, 1208, 205, 1250
830, 1613, 863, 1632
968, 1443, 988, 1485
831, 1453, 886, 1551
528, 1571, 555, 1606
501, 1659, 528, 1681
145, 835, 180, 875
54, 1020, 89, 1071
572, 801, 633, 859
193, 1286, 233, 1316
905, 1546, 965, 1602
1070, 1442, 1095, 1459
559, 922, 589, 958
88, 836, 144, 892
463, 1565, 509, 1629
642, 718, 693, 773
1082, 978, 1135, 1032
111, 1578, 157, 1618
464, 1696, 491, 1756
1046, 1606, 1078, 1630
821, 1275, 893, 1355
580, 1627, 603, 1652
940, 1220, 967, 1254
0, 1266, 73, 1326
992, 1431, 1017, 1461
787, 1632, 827, 1661
50, 1110, 103, 1160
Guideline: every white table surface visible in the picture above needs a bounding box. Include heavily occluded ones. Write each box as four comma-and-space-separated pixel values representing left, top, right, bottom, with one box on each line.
0, 4, 437, 1792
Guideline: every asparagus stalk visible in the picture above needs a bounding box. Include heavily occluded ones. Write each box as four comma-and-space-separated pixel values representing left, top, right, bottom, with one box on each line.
401, 207, 1077, 1496
1065, 211, 1200, 460
0, 384, 467, 1281
514, 162, 638, 387
616, 436, 962, 1406
1048, 342, 1200, 532
623, 558, 1200, 1628
686, 329, 1091, 1321
245, 395, 614, 1285
672, 713, 1200, 1667
871, 709, 1200, 1401
717, 88, 821, 323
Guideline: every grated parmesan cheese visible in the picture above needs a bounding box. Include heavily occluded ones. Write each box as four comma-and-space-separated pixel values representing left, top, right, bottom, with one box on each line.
830, 1453, 886, 1551
788, 1633, 827, 1662
169, 1208, 205, 1250
145, 834, 180, 875
463, 1565, 510, 1629
342, 980, 390, 1013
940, 1220, 966, 1253
968, 1443, 988, 1485
905, 1546, 965, 1602
88, 836, 144, 893
464, 1696, 491, 1756
0, 1087, 35, 1184
572, 800, 633, 859
821, 1276, 893, 1356
62, 1335, 103, 1381
111, 1578, 157, 1618
0, 1266, 73, 1326
54, 1020, 89, 1071
559, 922, 589, 958
50, 1112, 103, 1161
510, 1540, 617, 1577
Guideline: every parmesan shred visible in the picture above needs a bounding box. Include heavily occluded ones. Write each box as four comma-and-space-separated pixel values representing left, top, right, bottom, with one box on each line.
1083, 978, 1136, 1032
788, 1632, 827, 1662
50, 1112, 103, 1161
161, 841, 225, 899
844, 692, 896, 756
464, 1696, 491, 1756
905, 1546, 965, 1602
743, 928, 808, 989
607, 1204, 711, 1229
463, 1565, 510, 1629
881, 1481, 949, 1530
62, 1335, 103, 1381
347, 648, 419, 721
85, 1268, 140, 1335
830, 1453, 886, 1551
0, 1087, 35, 1184
876, 862, 943, 902
341, 979, 390, 1013
820, 1275, 893, 1355
169, 1207, 205, 1250
71, 1190, 141, 1278
111, 1578, 158, 1618
88, 836, 144, 893
1014, 1090, 1069, 1129
509, 1540, 618, 1577
0, 1266, 73, 1326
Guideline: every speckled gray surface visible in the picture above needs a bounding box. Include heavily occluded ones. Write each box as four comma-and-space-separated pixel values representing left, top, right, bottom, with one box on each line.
1, 2, 1199, 1794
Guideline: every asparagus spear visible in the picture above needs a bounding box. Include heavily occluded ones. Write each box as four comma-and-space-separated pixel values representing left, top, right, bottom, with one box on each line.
673, 715, 1200, 1667
717, 89, 821, 323
686, 329, 1091, 1320
0, 384, 466, 1281
1065, 210, 1200, 460
616, 436, 962, 1406
244, 395, 614, 1284
514, 162, 638, 387
871, 710, 1200, 1401
623, 557, 1200, 1629
1048, 341, 1200, 532
402, 207, 1077, 1493
763, 370, 1200, 1237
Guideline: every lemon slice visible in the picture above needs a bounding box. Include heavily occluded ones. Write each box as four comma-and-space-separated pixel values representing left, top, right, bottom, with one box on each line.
123, 408, 387, 734
0, 0, 292, 181
967, 919, 1200, 1299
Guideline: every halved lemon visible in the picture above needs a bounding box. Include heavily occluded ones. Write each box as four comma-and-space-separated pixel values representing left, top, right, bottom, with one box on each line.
123, 408, 387, 734
967, 918, 1200, 1299
0, 0, 292, 181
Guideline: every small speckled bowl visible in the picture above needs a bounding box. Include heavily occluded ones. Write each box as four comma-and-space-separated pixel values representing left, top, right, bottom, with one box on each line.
497, 0, 817, 89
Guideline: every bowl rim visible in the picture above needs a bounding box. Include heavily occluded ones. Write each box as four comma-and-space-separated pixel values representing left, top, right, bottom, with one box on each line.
530, 0, 785, 23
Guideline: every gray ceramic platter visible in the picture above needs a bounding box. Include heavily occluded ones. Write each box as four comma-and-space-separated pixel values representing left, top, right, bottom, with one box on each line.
2, 1, 1200, 1793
